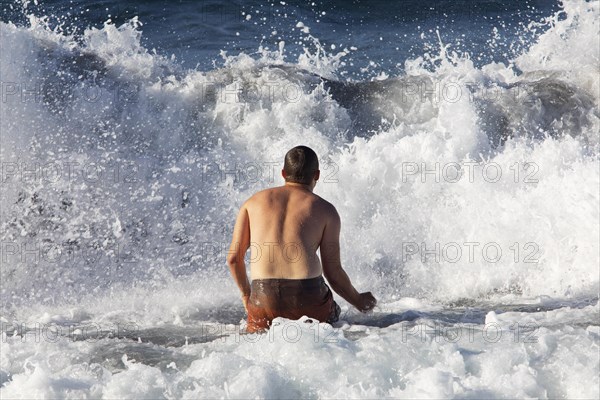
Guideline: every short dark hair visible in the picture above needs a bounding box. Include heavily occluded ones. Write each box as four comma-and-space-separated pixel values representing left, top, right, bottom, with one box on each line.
283, 146, 319, 184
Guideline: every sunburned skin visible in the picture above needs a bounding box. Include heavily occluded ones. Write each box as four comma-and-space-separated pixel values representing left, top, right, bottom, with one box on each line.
227, 158, 376, 315
242, 183, 334, 280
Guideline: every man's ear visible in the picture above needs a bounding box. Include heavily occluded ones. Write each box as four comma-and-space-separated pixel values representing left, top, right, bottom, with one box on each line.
314, 170, 320, 181
281, 169, 287, 179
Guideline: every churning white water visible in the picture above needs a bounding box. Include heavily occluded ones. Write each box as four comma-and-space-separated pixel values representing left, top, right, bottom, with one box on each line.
1, 0, 598, 397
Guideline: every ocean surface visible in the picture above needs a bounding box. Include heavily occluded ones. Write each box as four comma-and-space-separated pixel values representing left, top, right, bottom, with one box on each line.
1, 0, 599, 398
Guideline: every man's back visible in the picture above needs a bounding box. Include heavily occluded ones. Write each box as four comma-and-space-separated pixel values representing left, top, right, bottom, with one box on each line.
226, 145, 376, 332
245, 185, 331, 280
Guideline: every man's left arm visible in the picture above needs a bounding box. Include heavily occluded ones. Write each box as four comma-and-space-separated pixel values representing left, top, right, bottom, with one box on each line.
226, 203, 251, 310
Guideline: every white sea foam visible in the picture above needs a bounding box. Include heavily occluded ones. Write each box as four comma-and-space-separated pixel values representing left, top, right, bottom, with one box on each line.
0, 0, 598, 397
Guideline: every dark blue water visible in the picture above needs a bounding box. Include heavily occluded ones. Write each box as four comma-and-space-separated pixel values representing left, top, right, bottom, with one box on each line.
1, 0, 561, 78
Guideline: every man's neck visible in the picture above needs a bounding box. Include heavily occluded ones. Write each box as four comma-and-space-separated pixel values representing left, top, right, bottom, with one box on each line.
284, 181, 313, 192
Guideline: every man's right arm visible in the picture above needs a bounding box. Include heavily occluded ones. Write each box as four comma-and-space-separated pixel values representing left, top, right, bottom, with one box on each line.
226, 202, 252, 311
320, 207, 376, 312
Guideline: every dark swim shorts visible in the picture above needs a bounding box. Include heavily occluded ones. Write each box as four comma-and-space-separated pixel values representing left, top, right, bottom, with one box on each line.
246, 276, 341, 333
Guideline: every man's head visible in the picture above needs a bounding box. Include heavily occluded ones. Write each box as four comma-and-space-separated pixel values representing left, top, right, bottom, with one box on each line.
282, 146, 320, 188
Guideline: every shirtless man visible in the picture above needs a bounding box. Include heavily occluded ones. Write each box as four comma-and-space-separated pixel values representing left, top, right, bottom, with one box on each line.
227, 146, 377, 332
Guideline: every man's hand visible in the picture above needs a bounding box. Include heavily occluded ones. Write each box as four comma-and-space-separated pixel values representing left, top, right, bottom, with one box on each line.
355, 292, 377, 312
242, 294, 250, 314
321, 209, 378, 314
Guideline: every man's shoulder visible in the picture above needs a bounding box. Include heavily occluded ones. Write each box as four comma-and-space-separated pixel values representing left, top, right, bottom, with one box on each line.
311, 194, 338, 216
244, 187, 277, 205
